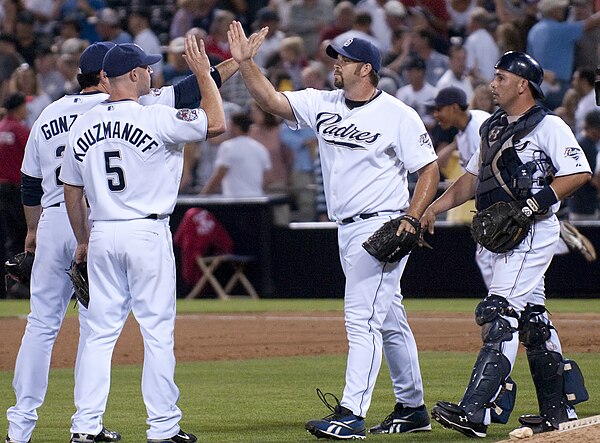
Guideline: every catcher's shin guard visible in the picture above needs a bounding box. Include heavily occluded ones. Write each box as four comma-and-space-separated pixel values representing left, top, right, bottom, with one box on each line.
518, 304, 588, 428
459, 295, 517, 424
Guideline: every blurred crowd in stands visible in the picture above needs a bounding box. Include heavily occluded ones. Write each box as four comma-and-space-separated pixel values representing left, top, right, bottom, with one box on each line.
1, 0, 600, 223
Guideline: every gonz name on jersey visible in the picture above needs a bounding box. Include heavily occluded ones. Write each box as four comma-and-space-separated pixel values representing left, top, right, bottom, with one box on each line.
73, 121, 158, 162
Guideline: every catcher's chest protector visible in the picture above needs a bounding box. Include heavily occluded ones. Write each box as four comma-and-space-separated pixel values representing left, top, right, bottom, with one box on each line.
476, 106, 547, 210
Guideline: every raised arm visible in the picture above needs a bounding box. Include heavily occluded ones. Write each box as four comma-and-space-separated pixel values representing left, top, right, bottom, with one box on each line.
214, 27, 269, 83
183, 35, 226, 138
228, 21, 295, 122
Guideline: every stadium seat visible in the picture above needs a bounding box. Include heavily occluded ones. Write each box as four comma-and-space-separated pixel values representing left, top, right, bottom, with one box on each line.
186, 255, 259, 300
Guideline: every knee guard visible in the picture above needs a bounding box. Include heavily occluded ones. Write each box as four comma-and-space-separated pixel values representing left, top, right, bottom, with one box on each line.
476, 295, 518, 344
459, 295, 517, 424
519, 304, 588, 427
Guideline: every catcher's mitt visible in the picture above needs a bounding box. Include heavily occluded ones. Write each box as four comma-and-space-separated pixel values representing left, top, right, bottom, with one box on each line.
68, 261, 89, 309
471, 201, 533, 253
4, 251, 35, 285
362, 215, 421, 263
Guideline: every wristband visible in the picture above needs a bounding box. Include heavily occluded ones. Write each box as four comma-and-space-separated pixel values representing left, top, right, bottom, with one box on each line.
522, 186, 558, 216
400, 214, 420, 230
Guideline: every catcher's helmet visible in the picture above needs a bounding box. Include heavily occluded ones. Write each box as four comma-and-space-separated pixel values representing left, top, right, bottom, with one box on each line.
495, 51, 544, 99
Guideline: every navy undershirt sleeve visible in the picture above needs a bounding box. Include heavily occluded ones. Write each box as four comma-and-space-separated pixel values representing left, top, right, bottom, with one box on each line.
173, 67, 223, 109
21, 173, 43, 206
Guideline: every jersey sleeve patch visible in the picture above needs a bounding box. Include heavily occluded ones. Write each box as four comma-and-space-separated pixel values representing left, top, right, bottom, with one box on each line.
175, 109, 199, 122
150, 88, 163, 96
419, 132, 435, 153
564, 146, 583, 165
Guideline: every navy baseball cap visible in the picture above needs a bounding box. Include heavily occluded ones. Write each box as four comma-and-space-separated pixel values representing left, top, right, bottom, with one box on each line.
431, 86, 468, 108
79, 41, 115, 74
326, 37, 381, 73
102, 43, 162, 78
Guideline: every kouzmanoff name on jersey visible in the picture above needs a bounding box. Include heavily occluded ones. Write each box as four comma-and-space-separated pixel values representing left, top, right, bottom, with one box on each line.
73, 120, 159, 161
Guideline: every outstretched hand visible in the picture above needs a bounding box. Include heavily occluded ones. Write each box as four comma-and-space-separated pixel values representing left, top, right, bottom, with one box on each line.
228, 20, 256, 64
182, 34, 211, 76
249, 26, 269, 58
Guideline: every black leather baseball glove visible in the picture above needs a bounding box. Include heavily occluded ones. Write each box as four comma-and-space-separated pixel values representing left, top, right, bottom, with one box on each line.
362, 215, 421, 263
471, 201, 533, 253
68, 261, 89, 308
4, 251, 35, 285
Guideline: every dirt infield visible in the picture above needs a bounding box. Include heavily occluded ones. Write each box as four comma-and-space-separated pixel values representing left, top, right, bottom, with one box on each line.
2, 311, 599, 442
1, 311, 599, 370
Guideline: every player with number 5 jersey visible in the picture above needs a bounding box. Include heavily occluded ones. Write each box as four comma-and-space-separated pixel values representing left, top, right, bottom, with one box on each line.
60, 38, 226, 443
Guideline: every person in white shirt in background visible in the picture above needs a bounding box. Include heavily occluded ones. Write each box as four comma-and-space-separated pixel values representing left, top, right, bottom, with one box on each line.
201, 112, 271, 197
571, 66, 596, 138
436, 44, 474, 102
128, 7, 164, 87
463, 7, 500, 84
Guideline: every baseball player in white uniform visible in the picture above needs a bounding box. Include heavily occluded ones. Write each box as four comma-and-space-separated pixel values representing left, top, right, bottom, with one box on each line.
6, 42, 120, 443
4, 32, 255, 443
423, 52, 591, 438
228, 22, 440, 440
59, 40, 225, 443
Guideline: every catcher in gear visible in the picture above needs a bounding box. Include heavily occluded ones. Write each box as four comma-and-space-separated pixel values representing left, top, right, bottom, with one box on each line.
422, 51, 592, 439
4, 251, 34, 287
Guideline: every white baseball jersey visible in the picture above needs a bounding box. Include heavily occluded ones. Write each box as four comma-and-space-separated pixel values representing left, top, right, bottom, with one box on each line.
282, 87, 436, 418
455, 109, 489, 169
20, 85, 179, 208
283, 89, 437, 222
21, 93, 109, 207
466, 114, 592, 215
59, 102, 207, 220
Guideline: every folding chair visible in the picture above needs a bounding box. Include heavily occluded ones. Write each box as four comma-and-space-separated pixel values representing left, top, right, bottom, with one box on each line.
185, 254, 259, 300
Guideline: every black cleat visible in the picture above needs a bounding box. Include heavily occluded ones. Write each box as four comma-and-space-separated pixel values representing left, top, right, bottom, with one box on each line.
147, 429, 197, 443
431, 401, 487, 438
369, 403, 431, 434
70, 427, 121, 443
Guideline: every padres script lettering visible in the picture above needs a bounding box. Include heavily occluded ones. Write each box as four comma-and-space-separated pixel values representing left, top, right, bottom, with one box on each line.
316, 112, 381, 150
74, 122, 158, 162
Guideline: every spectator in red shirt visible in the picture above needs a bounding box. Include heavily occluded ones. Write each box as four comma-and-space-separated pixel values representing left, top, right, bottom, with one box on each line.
205, 9, 236, 62
0, 91, 29, 297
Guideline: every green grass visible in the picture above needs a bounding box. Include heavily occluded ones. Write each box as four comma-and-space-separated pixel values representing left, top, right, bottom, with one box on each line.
1, 352, 598, 442
1, 297, 599, 318
1, 298, 599, 442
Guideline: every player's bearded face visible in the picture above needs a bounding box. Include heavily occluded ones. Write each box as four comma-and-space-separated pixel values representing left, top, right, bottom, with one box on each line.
333, 60, 364, 88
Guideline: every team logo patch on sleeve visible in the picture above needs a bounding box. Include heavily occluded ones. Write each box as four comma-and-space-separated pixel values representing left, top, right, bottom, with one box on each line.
564, 147, 582, 166
419, 133, 434, 150
176, 109, 199, 121
150, 88, 162, 96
